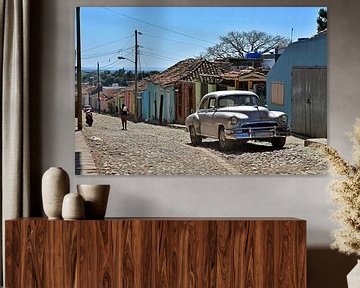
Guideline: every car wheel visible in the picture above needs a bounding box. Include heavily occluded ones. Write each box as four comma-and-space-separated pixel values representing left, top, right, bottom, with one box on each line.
271, 137, 286, 149
189, 126, 202, 146
218, 127, 233, 151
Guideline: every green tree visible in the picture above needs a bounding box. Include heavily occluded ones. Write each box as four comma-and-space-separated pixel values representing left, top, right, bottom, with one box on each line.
88, 69, 161, 87
200, 30, 290, 61
317, 8, 327, 32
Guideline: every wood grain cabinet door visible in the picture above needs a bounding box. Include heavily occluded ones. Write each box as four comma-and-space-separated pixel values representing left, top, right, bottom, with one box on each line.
6, 218, 306, 288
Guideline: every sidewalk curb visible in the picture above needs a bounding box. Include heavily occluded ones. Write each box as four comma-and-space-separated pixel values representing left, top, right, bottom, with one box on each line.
75, 130, 99, 175
304, 138, 327, 147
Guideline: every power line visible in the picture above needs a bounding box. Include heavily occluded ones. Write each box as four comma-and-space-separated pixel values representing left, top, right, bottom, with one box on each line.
102, 7, 216, 45
141, 45, 190, 59
82, 35, 132, 52
100, 59, 122, 69
82, 49, 120, 59
143, 34, 209, 49
82, 46, 135, 60
140, 51, 179, 63
118, 46, 134, 53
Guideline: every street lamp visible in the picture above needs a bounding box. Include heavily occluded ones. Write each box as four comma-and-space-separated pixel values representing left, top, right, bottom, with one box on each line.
118, 55, 137, 122
117, 30, 141, 123
117, 56, 134, 63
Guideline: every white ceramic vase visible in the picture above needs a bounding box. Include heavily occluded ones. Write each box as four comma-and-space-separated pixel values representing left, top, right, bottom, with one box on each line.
62, 192, 85, 220
42, 167, 70, 219
347, 259, 360, 288
77, 184, 110, 219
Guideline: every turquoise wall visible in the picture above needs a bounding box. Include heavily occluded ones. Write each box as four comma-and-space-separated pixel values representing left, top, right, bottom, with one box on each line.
141, 90, 150, 121
266, 34, 327, 124
148, 82, 157, 121
147, 82, 175, 124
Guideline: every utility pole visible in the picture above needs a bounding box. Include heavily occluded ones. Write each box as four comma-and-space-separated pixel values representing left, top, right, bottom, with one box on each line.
134, 29, 138, 123
76, 7, 82, 130
118, 30, 141, 122
97, 61, 100, 114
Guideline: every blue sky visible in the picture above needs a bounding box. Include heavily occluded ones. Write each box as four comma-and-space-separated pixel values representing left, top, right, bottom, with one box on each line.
78, 6, 325, 71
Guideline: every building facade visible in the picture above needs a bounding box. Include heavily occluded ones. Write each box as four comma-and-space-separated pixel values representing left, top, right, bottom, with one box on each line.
266, 32, 327, 138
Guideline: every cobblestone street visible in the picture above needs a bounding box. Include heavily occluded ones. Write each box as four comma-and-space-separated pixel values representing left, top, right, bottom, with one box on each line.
77, 113, 328, 175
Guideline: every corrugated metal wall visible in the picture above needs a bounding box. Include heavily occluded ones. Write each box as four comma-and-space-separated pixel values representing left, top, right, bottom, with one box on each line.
291, 67, 327, 138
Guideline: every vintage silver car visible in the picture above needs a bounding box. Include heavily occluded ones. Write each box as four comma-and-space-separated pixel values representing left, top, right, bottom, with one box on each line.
185, 90, 290, 151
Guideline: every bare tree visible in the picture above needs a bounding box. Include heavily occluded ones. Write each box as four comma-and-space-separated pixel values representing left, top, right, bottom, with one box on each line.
201, 30, 290, 60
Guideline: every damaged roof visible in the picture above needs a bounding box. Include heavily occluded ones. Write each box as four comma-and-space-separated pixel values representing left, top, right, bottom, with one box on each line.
150, 58, 224, 86
222, 67, 267, 81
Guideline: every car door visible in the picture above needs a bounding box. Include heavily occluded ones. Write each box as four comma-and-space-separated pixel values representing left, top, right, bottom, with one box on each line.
204, 97, 218, 137
196, 97, 209, 135
200, 96, 217, 137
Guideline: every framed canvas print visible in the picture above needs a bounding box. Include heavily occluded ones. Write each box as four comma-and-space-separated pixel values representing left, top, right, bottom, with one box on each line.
74, 6, 328, 176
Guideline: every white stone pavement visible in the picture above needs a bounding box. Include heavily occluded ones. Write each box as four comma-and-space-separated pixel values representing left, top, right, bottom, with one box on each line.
75, 116, 327, 175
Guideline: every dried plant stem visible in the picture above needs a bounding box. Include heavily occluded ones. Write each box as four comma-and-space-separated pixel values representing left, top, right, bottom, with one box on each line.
317, 118, 360, 256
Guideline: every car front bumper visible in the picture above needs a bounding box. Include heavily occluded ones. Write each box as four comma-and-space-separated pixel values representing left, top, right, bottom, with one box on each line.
225, 125, 290, 140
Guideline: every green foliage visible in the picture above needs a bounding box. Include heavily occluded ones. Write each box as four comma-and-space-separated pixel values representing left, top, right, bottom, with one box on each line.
317, 8, 327, 32
81, 69, 160, 87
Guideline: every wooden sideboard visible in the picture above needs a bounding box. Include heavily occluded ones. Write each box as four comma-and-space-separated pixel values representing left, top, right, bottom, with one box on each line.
5, 218, 306, 288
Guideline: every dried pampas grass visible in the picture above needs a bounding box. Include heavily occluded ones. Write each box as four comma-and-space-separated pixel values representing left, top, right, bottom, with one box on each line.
315, 118, 360, 256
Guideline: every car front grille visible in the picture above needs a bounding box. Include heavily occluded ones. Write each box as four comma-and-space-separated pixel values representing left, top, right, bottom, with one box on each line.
240, 121, 280, 129
240, 110, 269, 120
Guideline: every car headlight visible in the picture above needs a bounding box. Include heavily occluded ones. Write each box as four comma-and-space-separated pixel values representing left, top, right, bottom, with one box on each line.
230, 116, 238, 125
279, 114, 288, 123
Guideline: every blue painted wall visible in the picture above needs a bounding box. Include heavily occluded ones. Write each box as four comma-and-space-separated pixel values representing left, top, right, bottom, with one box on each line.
147, 82, 176, 124
147, 82, 157, 122
266, 34, 327, 124
141, 89, 150, 121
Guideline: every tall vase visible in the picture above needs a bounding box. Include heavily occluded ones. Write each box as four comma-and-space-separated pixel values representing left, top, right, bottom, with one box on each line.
42, 167, 70, 219
77, 184, 110, 219
347, 259, 360, 288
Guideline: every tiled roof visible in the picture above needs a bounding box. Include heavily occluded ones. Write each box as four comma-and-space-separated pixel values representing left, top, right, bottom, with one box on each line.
222, 67, 267, 80
113, 79, 148, 97
82, 85, 98, 94
150, 58, 224, 86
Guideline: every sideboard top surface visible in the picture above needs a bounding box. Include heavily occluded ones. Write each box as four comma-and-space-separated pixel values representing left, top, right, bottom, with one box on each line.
6, 217, 306, 222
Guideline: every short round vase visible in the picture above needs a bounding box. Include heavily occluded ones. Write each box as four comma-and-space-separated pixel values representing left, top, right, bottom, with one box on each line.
42, 167, 70, 219
77, 184, 110, 219
62, 192, 85, 220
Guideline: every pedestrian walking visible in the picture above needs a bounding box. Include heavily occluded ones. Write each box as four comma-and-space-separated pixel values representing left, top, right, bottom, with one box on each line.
120, 104, 129, 130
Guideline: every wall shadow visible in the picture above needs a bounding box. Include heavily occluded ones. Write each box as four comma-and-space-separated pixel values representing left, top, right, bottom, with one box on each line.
75, 152, 81, 175
308, 248, 357, 288
29, 0, 45, 216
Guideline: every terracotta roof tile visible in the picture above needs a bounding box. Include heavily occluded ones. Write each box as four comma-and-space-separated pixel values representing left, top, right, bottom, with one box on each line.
222, 67, 267, 80
113, 79, 148, 97
150, 58, 224, 86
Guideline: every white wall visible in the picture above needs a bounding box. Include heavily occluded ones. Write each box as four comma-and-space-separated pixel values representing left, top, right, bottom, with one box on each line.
31, 1, 360, 286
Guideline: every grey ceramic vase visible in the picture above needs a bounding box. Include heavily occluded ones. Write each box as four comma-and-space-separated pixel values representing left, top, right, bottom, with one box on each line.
77, 184, 110, 219
62, 192, 85, 220
42, 167, 70, 219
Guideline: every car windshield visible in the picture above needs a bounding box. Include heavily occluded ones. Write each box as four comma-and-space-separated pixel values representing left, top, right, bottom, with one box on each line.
218, 95, 258, 107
